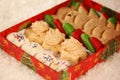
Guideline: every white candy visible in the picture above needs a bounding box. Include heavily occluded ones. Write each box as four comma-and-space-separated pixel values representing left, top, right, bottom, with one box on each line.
7, 31, 70, 72
6, 32, 29, 47
35, 50, 57, 66
21, 42, 44, 56
50, 59, 70, 72
57, 59, 70, 71
35, 49, 70, 71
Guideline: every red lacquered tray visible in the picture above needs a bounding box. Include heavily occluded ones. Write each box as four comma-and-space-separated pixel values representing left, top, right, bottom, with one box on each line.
0, 0, 120, 80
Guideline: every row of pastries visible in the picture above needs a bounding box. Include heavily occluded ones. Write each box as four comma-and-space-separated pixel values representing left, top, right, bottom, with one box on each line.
25, 20, 87, 64
6, 3, 120, 72
52, 5, 120, 44
7, 20, 87, 71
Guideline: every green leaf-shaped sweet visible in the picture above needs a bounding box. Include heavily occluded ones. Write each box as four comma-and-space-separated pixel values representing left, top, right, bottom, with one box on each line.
18, 21, 31, 31
108, 17, 117, 26
62, 23, 75, 36
44, 14, 56, 29
71, 1, 80, 10
90, 8, 99, 17
81, 33, 96, 53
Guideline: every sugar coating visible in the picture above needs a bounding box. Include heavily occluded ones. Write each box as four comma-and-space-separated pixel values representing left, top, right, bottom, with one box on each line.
21, 42, 44, 56
35, 50, 70, 72
35, 50, 57, 66
50, 59, 70, 72
6, 32, 29, 47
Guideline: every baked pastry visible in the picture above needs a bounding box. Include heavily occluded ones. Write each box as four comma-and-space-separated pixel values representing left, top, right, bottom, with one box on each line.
35, 49, 70, 72
115, 23, 120, 37
25, 28, 45, 45
74, 13, 89, 29
99, 14, 107, 26
91, 25, 106, 40
60, 37, 87, 64
52, 6, 120, 45
31, 20, 49, 35
56, 7, 73, 19
83, 18, 99, 35
78, 4, 88, 15
25, 20, 49, 45
100, 28, 115, 44
88, 8, 99, 19
42, 28, 65, 55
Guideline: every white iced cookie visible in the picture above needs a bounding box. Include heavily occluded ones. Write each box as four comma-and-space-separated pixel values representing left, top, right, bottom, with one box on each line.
35, 50, 57, 66
31, 20, 49, 35
7, 32, 29, 47
35, 50, 70, 71
50, 59, 70, 72
42, 28, 65, 54
21, 42, 44, 56
60, 37, 87, 65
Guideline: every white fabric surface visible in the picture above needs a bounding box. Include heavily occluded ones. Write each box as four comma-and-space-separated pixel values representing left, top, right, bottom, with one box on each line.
0, 0, 120, 80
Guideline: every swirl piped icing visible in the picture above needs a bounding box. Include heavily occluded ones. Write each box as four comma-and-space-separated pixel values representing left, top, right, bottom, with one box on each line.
31, 21, 49, 35
60, 37, 87, 64
42, 28, 65, 54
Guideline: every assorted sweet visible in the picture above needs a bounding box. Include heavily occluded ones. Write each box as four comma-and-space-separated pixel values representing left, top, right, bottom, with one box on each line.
81, 34, 95, 53
60, 37, 87, 65
21, 42, 44, 56
6, 1, 120, 72
7, 30, 70, 72
31, 20, 49, 34
52, 3, 120, 45
25, 21, 49, 45
6, 31, 29, 47
50, 58, 70, 72
42, 28, 65, 55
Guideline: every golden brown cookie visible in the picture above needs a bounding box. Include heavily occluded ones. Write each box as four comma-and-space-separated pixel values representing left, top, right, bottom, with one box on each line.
100, 28, 115, 44
64, 11, 78, 23
25, 28, 45, 45
91, 26, 106, 40
99, 14, 107, 26
83, 18, 99, 35
74, 13, 89, 29
31, 21, 49, 34
78, 5, 88, 15
42, 28, 65, 55
60, 37, 87, 65
60, 49, 80, 65
116, 23, 120, 31
114, 23, 120, 37
107, 21, 115, 29
88, 9, 99, 19
56, 7, 73, 19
